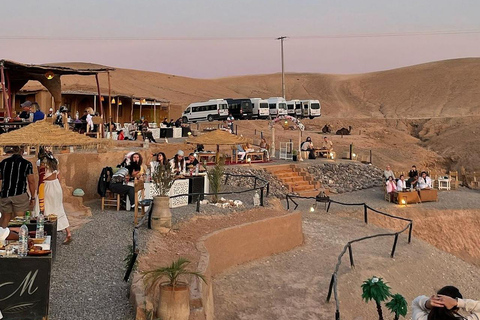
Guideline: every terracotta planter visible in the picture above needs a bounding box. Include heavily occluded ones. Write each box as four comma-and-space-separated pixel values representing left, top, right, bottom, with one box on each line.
151, 196, 172, 229
157, 284, 190, 320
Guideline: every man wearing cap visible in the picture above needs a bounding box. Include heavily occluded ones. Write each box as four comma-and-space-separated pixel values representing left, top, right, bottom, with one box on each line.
19, 101, 32, 120
47, 108, 54, 118
0, 146, 36, 228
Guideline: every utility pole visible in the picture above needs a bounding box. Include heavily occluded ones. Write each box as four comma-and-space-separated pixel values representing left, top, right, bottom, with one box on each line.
276, 36, 287, 99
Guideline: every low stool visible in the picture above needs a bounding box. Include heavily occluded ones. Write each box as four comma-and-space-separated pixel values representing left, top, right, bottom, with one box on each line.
102, 190, 121, 211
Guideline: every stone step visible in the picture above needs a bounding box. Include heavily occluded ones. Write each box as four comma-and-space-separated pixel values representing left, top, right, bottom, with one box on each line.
265, 165, 294, 173
281, 176, 307, 183
292, 185, 317, 192
275, 172, 298, 178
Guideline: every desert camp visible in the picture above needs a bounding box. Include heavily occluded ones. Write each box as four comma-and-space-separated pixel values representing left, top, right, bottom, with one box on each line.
0, 2, 480, 320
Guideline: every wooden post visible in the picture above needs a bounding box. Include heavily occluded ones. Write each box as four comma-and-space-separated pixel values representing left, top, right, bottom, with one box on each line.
130, 97, 134, 122
108, 71, 112, 139
153, 100, 157, 125
139, 99, 143, 119
116, 96, 119, 124
270, 125, 276, 158
1, 64, 11, 118
6, 71, 12, 117
298, 130, 303, 161
94, 74, 104, 138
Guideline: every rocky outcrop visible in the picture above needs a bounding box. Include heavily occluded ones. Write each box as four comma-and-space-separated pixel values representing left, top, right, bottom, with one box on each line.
306, 163, 384, 194
223, 167, 290, 198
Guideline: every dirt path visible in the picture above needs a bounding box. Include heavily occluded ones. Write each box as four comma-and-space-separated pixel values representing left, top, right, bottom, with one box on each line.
213, 194, 480, 320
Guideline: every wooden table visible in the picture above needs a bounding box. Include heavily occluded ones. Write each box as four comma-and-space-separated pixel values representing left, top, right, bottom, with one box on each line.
395, 191, 421, 204
419, 189, 438, 202
246, 151, 265, 163
314, 149, 330, 157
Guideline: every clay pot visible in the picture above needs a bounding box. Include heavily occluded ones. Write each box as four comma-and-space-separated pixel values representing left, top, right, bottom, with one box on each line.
151, 196, 172, 229
157, 284, 190, 320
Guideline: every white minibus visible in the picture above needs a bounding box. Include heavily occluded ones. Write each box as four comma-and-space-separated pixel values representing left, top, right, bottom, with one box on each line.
250, 98, 270, 119
267, 97, 287, 117
287, 99, 302, 117
182, 99, 229, 123
300, 100, 321, 118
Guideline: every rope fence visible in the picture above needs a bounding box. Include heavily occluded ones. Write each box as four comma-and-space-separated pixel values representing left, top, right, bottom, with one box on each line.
285, 194, 413, 320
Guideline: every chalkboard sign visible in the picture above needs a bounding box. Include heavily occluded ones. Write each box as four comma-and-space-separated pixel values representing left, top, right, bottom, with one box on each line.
0, 256, 52, 320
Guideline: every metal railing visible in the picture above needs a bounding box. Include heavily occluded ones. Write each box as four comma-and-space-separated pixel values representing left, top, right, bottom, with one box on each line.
285, 195, 413, 320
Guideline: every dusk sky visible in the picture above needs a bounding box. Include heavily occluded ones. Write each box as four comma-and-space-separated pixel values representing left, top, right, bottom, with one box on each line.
1, 0, 480, 78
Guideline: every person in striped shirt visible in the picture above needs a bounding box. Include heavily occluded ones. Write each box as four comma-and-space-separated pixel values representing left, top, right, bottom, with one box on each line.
0, 146, 36, 228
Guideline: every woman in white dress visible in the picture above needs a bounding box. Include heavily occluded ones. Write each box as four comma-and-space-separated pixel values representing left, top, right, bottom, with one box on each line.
39, 152, 72, 244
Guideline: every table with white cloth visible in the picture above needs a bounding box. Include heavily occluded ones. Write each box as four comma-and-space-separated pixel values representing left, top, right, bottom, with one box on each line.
126, 174, 209, 209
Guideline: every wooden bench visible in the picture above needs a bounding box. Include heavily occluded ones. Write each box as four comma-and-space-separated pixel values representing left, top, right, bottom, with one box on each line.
314, 149, 330, 158
246, 151, 264, 163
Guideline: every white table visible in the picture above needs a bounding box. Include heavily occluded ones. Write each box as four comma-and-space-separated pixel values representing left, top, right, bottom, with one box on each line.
437, 178, 451, 190
150, 128, 160, 140
173, 127, 182, 138
126, 179, 190, 209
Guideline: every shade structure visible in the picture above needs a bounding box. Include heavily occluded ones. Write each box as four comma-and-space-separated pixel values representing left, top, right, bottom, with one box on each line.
185, 129, 248, 146
0, 121, 110, 148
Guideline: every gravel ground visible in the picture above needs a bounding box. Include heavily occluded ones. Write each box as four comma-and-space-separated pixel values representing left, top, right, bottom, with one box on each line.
286, 186, 480, 213
49, 203, 137, 320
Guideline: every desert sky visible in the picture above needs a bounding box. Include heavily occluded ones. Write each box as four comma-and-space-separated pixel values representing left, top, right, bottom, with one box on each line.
1, 0, 480, 78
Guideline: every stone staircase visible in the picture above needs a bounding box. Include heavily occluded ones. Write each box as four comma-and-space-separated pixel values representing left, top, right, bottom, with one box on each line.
266, 164, 328, 197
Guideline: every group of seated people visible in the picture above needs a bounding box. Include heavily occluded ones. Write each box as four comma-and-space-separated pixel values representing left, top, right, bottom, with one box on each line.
108, 150, 204, 209
235, 138, 270, 162
384, 164, 433, 200
301, 136, 334, 159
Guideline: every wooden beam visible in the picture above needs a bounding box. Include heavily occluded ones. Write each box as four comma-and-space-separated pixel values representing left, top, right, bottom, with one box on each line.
1, 65, 10, 118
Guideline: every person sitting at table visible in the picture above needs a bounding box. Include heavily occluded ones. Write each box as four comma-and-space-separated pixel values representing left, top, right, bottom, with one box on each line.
175, 118, 182, 128
117, 129, 125, 140
320, 136, 333, 155
141, 120, 157, 143
150, 152, 168, 173
185, 153, 203, 173
170, 150, 186, 175
47, 108, 54, 118
19, 101, 32, 120
220, 120, 231, 133
32, 102, 45, 122
195, 144, 205, 153
397, 174, 407, 191
386, 176, 397, 201
236, 144, 247, 162
162, 117, 169, 127
407, 173, 418, 189
108, 164, 140, 210
0, 219, 20, 241
130, 152, 147, 177
418, 171, 432, 189
384, 165, 395, 181
169, 119, 175, 127
259, 138, 270, 161
301, 137, 315, 159
408, 165, 418, 180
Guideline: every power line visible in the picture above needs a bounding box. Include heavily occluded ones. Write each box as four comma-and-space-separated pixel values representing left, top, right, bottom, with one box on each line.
0, 29, 479, 41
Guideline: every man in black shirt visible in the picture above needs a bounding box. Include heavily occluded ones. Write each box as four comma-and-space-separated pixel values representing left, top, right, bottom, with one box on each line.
0, 146, 36, 227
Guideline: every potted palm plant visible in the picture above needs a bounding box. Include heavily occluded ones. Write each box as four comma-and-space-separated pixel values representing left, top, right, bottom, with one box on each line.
207, 156, 224, 203
151, 163, 175, 229
292, 149, 298, 161
144, 257, 206, 320
361, 276, 391, 320
385, 294, 408, 320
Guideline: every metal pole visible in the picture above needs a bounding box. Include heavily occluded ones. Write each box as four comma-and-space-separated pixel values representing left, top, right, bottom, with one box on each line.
260, 187, 264, 206
364, 204, 368, 224
408, 222, 413, 244
276, 36, 287, 99
348, 244, 355, 268
391, 234, 399, 258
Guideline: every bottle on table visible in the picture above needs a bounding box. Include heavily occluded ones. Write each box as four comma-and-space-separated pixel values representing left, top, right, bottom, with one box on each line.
18, 222, 29, 257
36, 211, 45, 239
25, 210, 31, 222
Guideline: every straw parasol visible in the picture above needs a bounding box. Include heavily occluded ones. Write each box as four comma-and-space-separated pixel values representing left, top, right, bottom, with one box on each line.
186, 129, 248, 161
0, 120, 110, 148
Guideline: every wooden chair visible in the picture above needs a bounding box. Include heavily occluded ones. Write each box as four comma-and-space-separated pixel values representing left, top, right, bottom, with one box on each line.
449, 171, 459, 189
101, 190, 121, 211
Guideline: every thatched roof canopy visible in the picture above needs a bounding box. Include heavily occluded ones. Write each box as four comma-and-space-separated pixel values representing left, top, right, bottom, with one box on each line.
186, 129, 247, 146
0, 121, 110, 147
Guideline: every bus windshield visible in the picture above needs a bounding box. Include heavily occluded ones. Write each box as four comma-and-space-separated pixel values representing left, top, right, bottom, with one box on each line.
311, 103, 320, 109
279, 103, 287, 110
260, 103, 268, 109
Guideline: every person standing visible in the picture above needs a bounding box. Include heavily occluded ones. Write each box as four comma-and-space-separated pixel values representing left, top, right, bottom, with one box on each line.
37, 150, 72, 244
383, 165, 395, 181
0, 146, 36, 228
227, 113, 235, 133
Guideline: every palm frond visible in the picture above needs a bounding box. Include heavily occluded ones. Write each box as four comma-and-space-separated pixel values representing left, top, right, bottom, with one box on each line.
385, 294, 408, 318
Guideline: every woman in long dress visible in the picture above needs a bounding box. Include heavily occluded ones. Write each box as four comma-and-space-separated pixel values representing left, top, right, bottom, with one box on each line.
38, 150, 72, 244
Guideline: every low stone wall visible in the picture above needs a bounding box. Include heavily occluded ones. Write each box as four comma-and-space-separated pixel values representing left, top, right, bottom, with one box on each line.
191, 211, 303, 320
306, 163, 384, 193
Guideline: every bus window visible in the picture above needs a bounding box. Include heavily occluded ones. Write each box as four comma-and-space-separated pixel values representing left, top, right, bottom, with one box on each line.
311, 103, 320, 109
260, 103, 268, 109
269, 103, 276, 109
192, 107, 199, 113
184, 107, 190, 114
220, 103, 228, 110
